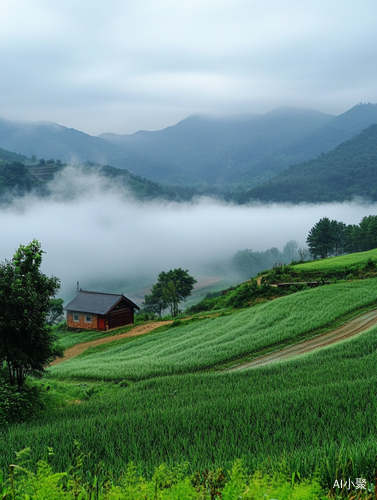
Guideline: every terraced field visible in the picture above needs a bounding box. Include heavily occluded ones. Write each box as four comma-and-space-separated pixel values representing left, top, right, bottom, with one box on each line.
50, 279, 377, 381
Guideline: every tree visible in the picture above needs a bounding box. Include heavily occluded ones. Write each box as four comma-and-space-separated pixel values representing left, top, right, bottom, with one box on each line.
0, 240, 63, 386
282, 240, 299, 263
46, 298, 64, 326
306, 217, 337, 259
330, 220, 346, 256
297, 246, 309, 262
143, 268, 197, 317
142, 283, 167, 317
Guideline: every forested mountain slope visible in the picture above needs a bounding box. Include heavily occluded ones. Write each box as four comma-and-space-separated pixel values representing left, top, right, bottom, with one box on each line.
100, 107, 333, 185
1, 103, 376, 190
0, 146, 29, 164
282, 102, 377, 163
100, 103, 377, 186
244, 123, 377, 203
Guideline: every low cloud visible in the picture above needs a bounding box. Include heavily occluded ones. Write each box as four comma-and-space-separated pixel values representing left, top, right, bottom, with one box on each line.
1, 167, 375, 301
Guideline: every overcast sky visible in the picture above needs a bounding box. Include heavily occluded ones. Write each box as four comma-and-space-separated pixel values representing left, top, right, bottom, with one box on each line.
1, 0, 377, 135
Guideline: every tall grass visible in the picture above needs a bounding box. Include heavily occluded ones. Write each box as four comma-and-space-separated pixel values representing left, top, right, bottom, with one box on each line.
50, 280, 377, 381
293, 247, 377, 271
2, 325, 377, 489
54, 324, 133, 350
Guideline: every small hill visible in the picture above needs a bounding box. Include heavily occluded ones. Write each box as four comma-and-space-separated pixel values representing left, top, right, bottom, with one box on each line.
0, 155, 201, 204
0, 146, 29, 164
244, 123, 377, 203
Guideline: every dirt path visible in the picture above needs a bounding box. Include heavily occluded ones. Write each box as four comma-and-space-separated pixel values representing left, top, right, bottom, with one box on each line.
229, 308, 377, 372
50, 321, 173, 366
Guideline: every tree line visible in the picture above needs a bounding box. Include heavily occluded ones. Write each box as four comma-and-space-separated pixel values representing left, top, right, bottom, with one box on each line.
307, 215, 377, 259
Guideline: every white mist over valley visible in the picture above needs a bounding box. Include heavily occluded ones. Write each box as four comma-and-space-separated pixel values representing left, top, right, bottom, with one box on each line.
1, 168, 375, 302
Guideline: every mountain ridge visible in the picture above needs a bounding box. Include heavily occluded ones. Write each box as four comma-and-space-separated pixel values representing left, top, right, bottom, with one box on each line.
1, 103, 377, 189
243, 123, 377, 203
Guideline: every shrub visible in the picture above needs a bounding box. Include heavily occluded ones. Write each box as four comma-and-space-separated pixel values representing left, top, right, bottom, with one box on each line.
0, 373, 45, 427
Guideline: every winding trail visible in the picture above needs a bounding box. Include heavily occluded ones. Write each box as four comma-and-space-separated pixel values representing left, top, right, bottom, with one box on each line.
50, 321, 173, 366
229, 308, 377, 372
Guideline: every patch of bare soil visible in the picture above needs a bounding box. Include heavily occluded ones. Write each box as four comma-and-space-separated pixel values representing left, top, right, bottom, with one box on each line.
50, 321, 173, 366
229, 309, 377, 372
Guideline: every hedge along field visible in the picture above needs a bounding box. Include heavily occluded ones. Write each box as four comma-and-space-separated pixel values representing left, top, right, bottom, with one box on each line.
2, 326, 377, 489
50, 279, 377, 381
293, 247, 377, 272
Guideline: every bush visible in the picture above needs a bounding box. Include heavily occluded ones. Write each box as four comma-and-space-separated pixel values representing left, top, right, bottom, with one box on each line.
0, 373, 45, 427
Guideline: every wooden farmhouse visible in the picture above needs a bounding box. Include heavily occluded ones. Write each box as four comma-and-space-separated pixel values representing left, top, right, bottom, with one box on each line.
65, 290, 140, 331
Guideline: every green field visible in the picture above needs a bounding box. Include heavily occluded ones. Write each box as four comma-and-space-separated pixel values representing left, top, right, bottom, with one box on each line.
293, 247, 377, 271
2, 324, 377, 491
50, 279, 377, 381
54, 323, 135, 349
3, 268, 377, 497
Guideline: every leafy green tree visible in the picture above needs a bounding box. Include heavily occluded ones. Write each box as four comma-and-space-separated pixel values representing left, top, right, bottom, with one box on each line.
0, 240, 63, 387
143, 268, 197, 317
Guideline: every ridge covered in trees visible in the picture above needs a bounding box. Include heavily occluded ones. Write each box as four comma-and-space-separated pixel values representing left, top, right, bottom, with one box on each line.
306, 215, 377, 258
1, 103, 377, 189
243, 123, 377, 203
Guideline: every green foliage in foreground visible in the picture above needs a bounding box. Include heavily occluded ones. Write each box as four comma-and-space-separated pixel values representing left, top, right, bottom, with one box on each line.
50, 280, 377, 381
1, 457, 338, 500
2, 326, 377, 491
0, 375, 45, 427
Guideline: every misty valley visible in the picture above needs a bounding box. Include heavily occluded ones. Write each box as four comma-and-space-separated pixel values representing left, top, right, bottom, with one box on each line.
2, 102, 377, 498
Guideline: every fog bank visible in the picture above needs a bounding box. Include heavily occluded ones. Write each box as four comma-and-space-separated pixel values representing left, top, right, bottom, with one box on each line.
1, 169, 375, 300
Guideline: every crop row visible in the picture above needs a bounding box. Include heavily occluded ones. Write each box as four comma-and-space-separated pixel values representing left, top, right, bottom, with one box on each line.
51, 279, 377, 381
2, 324, 377, 489
293, 248, 377, 271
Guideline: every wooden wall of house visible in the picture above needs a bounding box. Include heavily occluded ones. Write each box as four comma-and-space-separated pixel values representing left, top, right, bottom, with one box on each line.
108, 308, 134, 329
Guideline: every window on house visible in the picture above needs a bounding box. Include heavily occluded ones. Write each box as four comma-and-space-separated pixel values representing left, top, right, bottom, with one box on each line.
73, 314, 79, 322
85, 315, 92, 323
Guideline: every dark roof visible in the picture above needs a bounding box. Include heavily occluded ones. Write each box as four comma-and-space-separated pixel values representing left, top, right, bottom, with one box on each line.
65, 290, 140, 315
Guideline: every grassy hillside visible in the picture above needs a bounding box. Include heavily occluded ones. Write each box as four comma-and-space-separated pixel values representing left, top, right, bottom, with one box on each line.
254, 248, 377, 288
2, 322, 377, 491
294, 247, 377, 272
3, 252, 377, 496
50, 280, 377, 381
